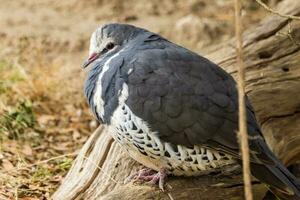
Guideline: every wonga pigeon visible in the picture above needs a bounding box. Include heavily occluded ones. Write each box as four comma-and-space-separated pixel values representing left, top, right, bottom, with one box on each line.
83, 23, 300, 197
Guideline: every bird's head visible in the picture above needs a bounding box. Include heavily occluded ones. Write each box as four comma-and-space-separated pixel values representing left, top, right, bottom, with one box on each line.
82, 23, 145, 68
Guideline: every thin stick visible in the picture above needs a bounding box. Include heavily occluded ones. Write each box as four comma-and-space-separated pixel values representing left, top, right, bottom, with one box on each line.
234, 1, 253, 200
276, 21, 300, 47
82, 155, 119, 184
167, 192, 175, 200
3, 153, 77, 173
255, 0, 300, 20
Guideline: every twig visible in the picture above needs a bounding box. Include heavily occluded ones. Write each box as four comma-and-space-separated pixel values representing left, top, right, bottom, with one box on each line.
3, 153, 77, 173
28, 153, 77, 167
276, 21, 300, 46
166, 183, 175, 200
83, 155, 119, 184
255, 0, 300, 20
15, 184, 18, 200
234, 1, 253, 200
167, 192, 175, 200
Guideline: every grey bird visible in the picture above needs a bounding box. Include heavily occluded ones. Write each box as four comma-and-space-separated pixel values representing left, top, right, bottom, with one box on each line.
83, 23, 300, 197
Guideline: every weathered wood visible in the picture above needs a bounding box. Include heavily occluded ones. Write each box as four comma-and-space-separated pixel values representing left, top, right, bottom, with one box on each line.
53, 0, 300, 199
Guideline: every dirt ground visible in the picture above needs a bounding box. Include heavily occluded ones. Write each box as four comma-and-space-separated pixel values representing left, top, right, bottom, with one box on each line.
0, 0, 269, 199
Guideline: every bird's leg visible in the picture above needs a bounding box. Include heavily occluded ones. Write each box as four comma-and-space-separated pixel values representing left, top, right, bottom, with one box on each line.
125, 168, 168, 191
125, 168, 156, 183
148, 168, 167, 191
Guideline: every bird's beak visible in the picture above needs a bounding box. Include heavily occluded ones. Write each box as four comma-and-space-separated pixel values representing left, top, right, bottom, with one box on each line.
82, 52, 100, 68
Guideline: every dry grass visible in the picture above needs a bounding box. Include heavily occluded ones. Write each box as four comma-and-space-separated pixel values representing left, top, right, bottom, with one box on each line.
0, 37, 94, 199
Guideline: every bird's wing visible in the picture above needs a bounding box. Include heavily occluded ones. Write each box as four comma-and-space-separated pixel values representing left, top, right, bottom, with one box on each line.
125, 37, 272, 164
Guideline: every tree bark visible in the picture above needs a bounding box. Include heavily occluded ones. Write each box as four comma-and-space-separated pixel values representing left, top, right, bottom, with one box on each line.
53, 0, 300, 199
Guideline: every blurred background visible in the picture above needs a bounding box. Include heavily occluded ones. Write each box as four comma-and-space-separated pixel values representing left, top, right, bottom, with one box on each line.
0, 0, 277, 199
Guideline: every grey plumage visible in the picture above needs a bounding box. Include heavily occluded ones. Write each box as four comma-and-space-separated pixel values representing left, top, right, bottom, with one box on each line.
83, 23, 300, 197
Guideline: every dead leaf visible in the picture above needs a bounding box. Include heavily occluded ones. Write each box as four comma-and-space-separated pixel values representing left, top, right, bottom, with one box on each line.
72, 130, 81, 140
37, 114, 56, 125
2, 140, 18, 153
51, 142, 70, 152
20, 197, 40, 200
1, 159, 14, 171
22, 144, 33, 156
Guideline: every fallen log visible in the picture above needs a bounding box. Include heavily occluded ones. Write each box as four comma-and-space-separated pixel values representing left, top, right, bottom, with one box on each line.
53, 0, 300, 199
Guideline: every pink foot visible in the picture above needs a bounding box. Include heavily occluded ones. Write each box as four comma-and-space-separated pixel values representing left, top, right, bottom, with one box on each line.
126, 168, 168, 191
125, 168, 156, 181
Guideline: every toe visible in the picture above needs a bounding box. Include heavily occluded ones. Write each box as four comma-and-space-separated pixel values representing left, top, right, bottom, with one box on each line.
158, 171, 167, 191
148, 174, 160, 185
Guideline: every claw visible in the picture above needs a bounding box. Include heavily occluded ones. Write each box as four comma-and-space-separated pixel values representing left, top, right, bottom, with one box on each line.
124, 168, 156, 183
125, 168, 168, 191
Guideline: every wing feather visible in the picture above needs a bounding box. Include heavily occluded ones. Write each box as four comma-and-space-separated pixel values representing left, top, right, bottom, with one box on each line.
125, 37, 272, 164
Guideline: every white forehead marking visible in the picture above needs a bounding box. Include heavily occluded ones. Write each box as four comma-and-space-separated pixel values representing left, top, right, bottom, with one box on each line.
89, 26, 114, 56
89, 31, 98, 56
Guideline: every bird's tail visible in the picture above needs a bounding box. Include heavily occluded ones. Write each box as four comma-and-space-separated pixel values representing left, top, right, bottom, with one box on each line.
251, 143, 300, 199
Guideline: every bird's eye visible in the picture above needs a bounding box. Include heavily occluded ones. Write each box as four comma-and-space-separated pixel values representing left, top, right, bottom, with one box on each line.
106, 42, 115, 50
